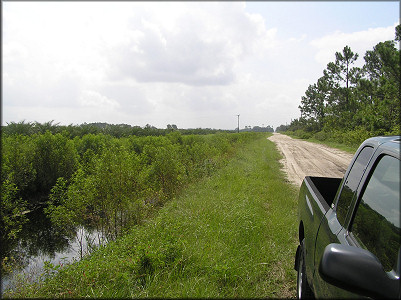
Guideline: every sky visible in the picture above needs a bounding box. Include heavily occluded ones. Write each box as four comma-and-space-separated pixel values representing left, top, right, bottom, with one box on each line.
2, 1, 399, 130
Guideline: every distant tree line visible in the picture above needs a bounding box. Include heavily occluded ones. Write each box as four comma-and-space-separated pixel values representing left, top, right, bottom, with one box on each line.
1, 121, 235, 138
276, 25, 400, 146
241, 125, 274, 133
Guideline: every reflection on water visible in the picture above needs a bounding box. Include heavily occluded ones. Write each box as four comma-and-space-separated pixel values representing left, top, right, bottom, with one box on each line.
1, 207, 105, 293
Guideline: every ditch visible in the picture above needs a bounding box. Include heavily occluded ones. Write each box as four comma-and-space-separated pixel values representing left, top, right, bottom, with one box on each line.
1, 207, 105, 294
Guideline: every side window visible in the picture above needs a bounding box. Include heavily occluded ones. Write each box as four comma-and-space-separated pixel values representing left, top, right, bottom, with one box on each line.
337, 146, 373, 226
351, 155, 400, 272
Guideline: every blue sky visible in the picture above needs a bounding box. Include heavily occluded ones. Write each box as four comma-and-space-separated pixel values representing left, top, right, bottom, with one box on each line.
3, 1, 399, 130
246, 2, 398, 36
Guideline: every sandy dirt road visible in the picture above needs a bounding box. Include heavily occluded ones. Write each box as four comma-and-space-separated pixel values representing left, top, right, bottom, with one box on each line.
268, 133, 354, 187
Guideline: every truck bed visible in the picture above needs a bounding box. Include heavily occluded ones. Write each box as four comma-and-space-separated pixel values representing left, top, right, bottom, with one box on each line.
304, 176, 342, 208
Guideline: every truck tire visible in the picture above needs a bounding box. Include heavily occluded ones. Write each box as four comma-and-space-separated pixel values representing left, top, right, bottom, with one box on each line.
297, 240, 314, 299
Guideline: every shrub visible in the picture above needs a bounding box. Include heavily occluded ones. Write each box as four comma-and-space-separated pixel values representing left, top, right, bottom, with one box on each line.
341, 127, 372, 147
313, 131, 330, 141
293, 130, 313, 139
1, 179, 28, 241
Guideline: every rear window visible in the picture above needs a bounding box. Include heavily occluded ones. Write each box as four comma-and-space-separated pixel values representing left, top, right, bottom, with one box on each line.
336, 146, 374, 226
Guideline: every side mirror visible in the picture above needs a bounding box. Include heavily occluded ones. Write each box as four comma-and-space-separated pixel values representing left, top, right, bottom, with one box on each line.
319, 243, 399, 299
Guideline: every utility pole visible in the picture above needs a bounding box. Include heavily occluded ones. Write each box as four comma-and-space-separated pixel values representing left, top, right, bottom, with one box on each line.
236, 114, 240, 133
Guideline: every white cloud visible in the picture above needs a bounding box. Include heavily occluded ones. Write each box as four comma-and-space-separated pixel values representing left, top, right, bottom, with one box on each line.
2, 2, 286, 128
310, 24, 397, 67
109, 2, 278, 86
79, 90, 120, 110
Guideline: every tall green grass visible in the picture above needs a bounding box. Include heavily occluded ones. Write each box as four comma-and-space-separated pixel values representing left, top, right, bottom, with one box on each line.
5, 134, 299, 298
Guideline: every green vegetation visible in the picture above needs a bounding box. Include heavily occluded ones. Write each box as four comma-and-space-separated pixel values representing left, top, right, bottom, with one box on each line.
241, 125, 275, 133
1, 126, 258, 269
4, 134, 299, 298
277, 25, 400, 147
2, 121, 233, 138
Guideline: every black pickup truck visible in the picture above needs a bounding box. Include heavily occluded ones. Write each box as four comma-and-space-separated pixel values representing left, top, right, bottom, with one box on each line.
294, 136, 400, 299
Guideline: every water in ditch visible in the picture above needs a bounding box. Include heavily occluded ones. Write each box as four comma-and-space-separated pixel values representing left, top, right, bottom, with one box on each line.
1, 207, 106, 294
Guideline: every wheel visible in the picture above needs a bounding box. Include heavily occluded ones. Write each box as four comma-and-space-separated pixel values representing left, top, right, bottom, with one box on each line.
297, 240, 314, 299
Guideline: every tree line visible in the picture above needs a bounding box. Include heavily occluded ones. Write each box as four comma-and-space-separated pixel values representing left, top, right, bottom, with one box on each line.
241, 125, 274, 133
2, 121, 234, 138
277, 25, 400, 146
1, 129, 261, 268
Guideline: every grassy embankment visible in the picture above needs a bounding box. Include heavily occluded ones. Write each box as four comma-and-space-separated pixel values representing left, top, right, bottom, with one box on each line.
6, 134, 299, 298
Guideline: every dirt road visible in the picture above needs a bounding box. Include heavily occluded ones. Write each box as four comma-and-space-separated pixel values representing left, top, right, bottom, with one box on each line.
268, 133, 354, 187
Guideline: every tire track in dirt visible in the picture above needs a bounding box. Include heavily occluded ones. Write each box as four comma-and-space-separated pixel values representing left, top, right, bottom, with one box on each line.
268, 133, 354, 187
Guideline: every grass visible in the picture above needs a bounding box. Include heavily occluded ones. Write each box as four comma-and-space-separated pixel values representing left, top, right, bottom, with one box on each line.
282, 132, 358, 154
302, 136, 358, 154
5, 134, 299, 298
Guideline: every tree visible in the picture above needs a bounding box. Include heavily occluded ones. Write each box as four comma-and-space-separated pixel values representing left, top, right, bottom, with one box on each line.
2, 135, 37, 201
319, 45, 362, 130
395, 24, 401, 42
325, 46, 360, 112
32, 120, 60, 134
361, 39, 400, 132
3, 121, 34, 136
32, 132, 79, 200
299, 80, 326, 130
167, 124, 178, 130
335, 46, 359, 90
